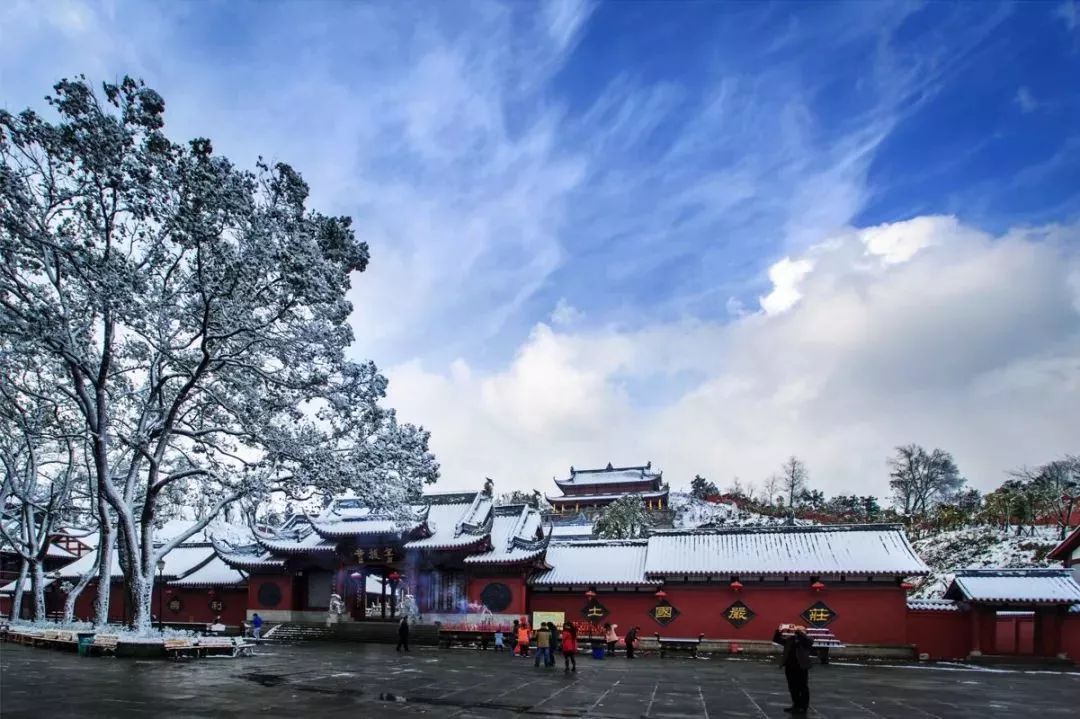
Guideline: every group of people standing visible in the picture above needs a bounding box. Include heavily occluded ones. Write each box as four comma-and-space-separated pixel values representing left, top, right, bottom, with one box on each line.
602, 622, 640, 659
505, 619, 579, 671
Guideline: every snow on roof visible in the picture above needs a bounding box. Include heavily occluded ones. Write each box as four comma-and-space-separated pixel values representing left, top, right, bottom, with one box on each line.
0, 577, 55, 594
944, 569, 1080, 604
549, 523, 594, 539
168, 555, 246, 587
464, 506, 547, 565
1048, 525, 1080, 562
547, 489, 669, 503
907, 598, 961, 612
255, 523, 338, 554
46, 543, 77, 559
556, 465, 662, 487
643, 525, 929, 577
58, 541, 215, 580
404, 499, 492, 550
530, 541, 658, 586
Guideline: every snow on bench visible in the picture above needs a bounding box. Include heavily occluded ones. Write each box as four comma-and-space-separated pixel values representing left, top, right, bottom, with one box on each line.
164, 637, 197, 660
194, 636, 254, 658
654, 633, 706, 658
91, 634, 120, 655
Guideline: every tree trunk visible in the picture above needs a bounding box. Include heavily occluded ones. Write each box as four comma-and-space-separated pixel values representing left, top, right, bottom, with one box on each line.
29, 561, 46, 621
130, 571, 153, 635
63, 570, 95, 624
9, 560, 28, 621
93, 525, 116, 626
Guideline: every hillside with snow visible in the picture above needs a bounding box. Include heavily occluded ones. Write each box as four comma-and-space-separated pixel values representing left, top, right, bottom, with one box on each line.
670, 492, 812, 529
909, 525, 1062, 598
670, 493, 1067, 599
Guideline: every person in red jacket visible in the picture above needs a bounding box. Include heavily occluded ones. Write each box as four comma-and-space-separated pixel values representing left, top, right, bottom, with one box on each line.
561, 623, 578, 672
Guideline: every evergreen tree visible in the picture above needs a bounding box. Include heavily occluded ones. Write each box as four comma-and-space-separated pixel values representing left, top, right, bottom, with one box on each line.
690, 474, 719, 500
594, 495, 651, 539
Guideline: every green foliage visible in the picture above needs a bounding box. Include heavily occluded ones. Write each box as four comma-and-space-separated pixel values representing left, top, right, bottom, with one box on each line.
594, 494, 651, 539
689, 474, 718, 501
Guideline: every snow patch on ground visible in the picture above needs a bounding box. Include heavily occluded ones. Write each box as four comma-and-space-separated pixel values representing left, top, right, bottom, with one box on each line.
909, 525, 1061, 598
670, 492, 814, 529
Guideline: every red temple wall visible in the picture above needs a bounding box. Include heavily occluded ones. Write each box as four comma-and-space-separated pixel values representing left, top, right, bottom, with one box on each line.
1061, 615, 1080, 661
530, 584, 909, 645
906, 610, 971, 659
62, 582, 245, 626
467, 575, 528, 616
247, 574, 295, 612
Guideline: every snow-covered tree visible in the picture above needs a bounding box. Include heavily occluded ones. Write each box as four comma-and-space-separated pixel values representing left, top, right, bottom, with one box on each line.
690, 474, 718, 501
888, 445, 964, 517
0, 341, 83, 620
0, 77, 438, 632
779, 456, 808, 508
594, 495, 651, 539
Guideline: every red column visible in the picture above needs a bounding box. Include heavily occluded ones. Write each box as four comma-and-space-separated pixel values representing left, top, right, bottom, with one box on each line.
970, 607, 982, 655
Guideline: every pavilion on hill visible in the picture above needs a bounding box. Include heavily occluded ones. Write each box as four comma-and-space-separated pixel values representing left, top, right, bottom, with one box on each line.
546, 462, 669, 514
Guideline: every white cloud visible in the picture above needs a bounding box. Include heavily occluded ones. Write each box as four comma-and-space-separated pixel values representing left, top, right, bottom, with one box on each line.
760, 257, 815, 315
1015, 86, 1039, 113
1057, 1, 1078, 32
388, 217, 1080, 497
551, 298, 584, 326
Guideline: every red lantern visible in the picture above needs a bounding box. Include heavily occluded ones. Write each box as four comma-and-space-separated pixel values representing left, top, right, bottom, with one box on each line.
900, 581, 915, 591
730, 580, 744, 592
349, 571, 363, 581
811, 581, 825, 592
654, 588, 667, 599
388, 571, 401, 582
207, 588, 216, 598
584, 589, 597, 599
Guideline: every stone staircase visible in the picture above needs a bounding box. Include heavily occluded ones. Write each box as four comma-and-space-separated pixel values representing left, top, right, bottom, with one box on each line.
264, 621, 439, 646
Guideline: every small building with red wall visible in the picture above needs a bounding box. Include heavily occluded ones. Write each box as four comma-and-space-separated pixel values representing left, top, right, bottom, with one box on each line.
547, 463, 669, 514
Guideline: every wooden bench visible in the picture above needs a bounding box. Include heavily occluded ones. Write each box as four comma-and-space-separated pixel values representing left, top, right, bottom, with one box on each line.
440, 630, 495, 649
231, 636, 255, 657
164, 637, 198, 660
91, 634, 119, 656
195, 636, 244, 657
654, 633, 706, 658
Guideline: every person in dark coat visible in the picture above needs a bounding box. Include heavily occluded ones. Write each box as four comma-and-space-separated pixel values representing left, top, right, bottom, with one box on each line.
624, 626, 639, 659
396, 616, 410, 652
773, 625, 813, 714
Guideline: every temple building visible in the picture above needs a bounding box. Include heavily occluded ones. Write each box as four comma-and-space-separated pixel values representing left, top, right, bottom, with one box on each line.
546, 462, 669, 514
213, 488, 550, 624
27, 470, 1080, 664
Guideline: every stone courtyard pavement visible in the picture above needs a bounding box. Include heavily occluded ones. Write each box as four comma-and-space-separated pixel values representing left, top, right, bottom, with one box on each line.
2, 642, 1079, 718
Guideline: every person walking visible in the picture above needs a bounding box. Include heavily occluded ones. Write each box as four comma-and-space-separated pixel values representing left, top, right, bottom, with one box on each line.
603, 623, 619, 657
546, 623, 560, 667
773, 624, 813, 714
533, 623, 551, 668
624, 626, 639, 660
511, 620, 520, 656
251, 613, 263, 640
396, 616, 410, 652
516, 621, 532, 658
561, 622, 578, 672
494, 629, 505, 652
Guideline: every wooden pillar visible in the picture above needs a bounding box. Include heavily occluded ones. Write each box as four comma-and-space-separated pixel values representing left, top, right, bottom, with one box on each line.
360, 570, 367, 621
381, 573, 387, 620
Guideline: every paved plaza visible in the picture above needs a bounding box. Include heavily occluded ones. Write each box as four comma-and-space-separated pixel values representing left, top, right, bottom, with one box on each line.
2, 641, 1079, 718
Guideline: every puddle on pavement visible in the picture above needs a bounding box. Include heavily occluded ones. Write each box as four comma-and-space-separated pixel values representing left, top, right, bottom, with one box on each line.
242, 672, 287, 687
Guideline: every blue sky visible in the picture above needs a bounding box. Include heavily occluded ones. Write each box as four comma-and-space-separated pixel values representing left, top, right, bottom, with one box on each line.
2, 1, 1079, 495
